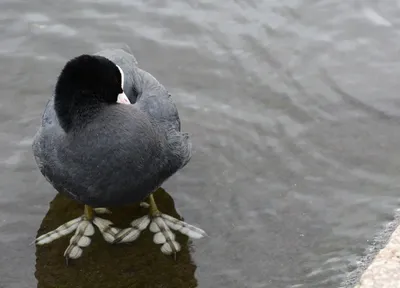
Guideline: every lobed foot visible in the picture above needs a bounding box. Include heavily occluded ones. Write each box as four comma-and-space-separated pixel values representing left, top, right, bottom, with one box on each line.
113, 194, 207, 257
35, 207, 121, 263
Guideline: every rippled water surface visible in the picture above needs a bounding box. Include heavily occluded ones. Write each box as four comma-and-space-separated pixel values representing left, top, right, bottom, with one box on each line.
2, 1, 400, 287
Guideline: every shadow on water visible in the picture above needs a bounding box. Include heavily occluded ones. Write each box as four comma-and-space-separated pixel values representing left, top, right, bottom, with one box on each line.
35, 188, 198, 288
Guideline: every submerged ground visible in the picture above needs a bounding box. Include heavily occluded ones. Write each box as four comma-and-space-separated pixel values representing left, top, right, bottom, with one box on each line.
35, 189, 198, 288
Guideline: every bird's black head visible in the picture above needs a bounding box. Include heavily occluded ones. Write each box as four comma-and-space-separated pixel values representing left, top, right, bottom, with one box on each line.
54, 54, 124, 132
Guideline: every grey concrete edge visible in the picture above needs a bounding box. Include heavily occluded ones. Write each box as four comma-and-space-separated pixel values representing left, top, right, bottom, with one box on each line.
339, 208, 400, 288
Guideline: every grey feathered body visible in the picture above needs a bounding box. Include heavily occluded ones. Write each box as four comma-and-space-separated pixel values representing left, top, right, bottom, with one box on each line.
32, 49, 192, 207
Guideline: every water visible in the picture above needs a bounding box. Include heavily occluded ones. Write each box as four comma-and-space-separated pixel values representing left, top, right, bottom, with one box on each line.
1, 0, 400, 287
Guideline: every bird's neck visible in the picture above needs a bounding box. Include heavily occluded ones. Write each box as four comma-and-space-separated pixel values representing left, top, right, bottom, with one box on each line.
54, 91, 104, 133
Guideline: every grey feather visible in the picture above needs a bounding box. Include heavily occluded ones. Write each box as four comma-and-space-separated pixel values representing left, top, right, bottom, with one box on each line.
32, 49, 192, 207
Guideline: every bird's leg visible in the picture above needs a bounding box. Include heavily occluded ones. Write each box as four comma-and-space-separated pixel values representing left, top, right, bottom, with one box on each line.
113, 194, 207, 257
35, 205, 121, 262
84, 205, 94, 220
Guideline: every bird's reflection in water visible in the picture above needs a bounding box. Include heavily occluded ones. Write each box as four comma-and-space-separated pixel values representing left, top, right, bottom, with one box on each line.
35, 188, 198, 288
